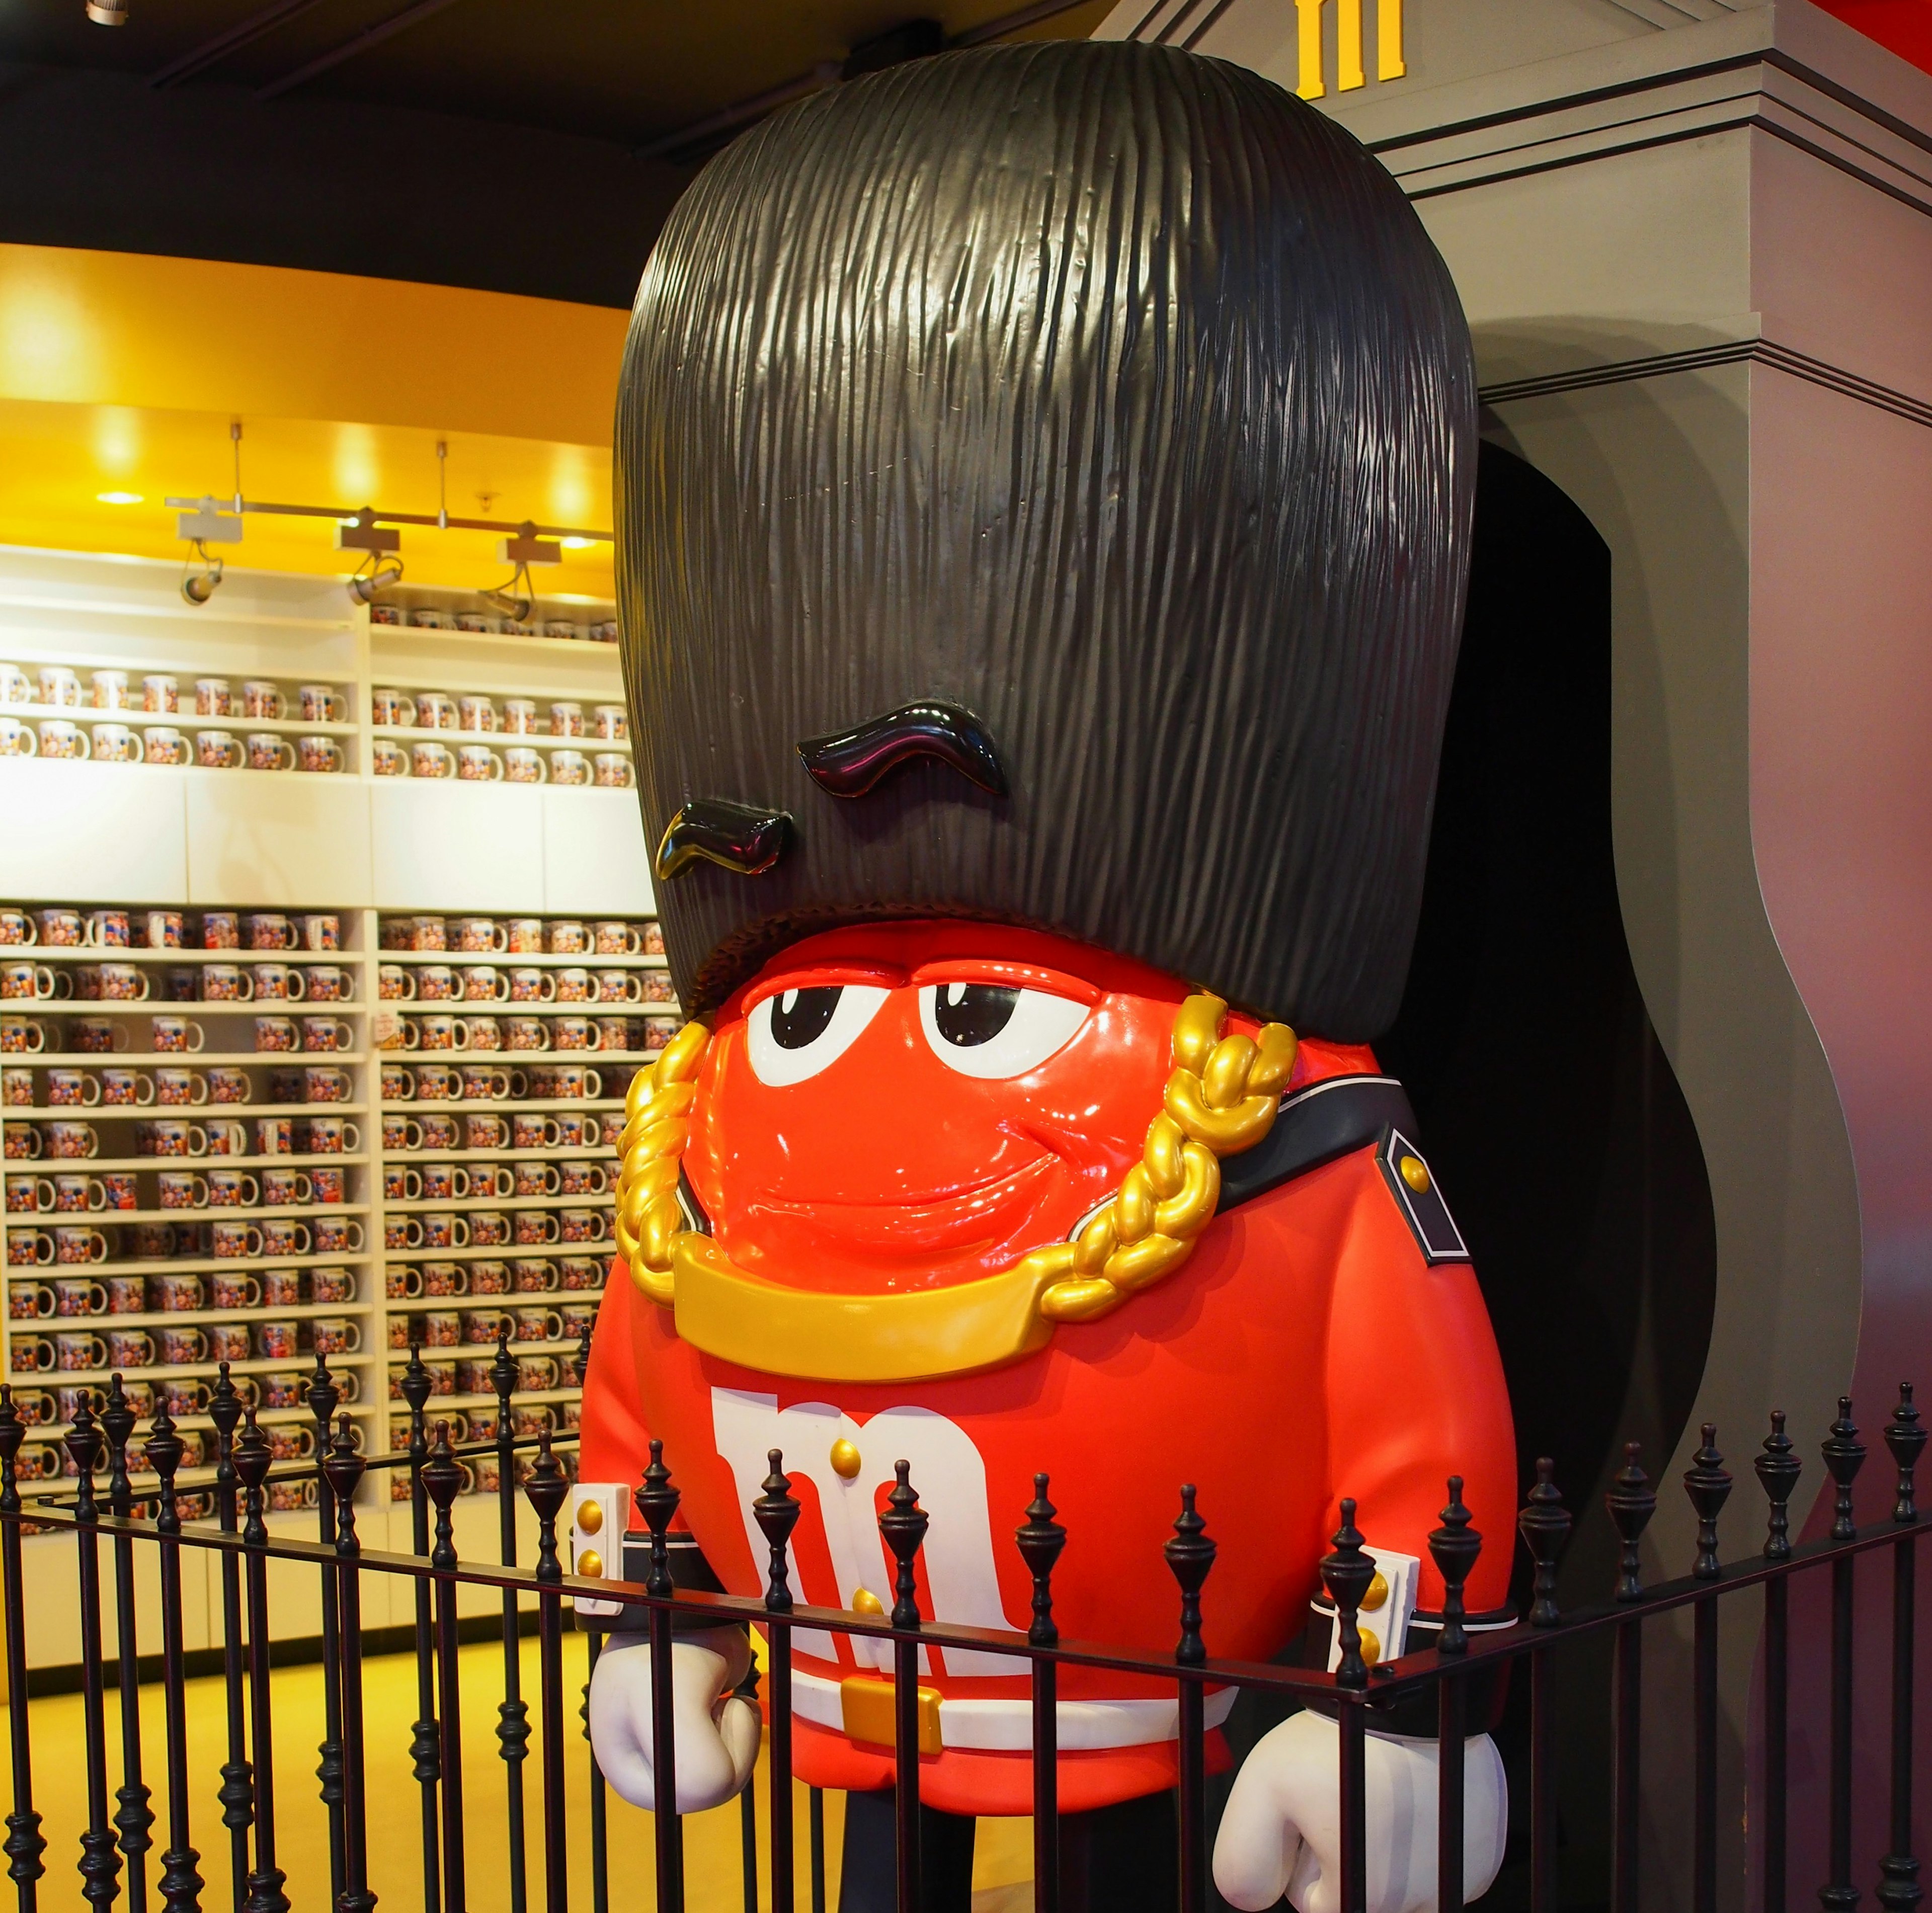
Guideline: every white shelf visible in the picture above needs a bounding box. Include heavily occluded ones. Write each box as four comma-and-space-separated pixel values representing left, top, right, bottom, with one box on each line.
375, 949, 663, 967
1, 703, 356, 738
370, 723, 628, 752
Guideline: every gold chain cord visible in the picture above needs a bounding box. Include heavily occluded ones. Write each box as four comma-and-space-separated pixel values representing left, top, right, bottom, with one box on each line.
613, 993, 1297, 1331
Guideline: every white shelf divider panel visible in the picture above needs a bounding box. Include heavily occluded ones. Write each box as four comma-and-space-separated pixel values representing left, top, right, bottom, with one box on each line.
540, 786, 655, 915
371, 778, 548, 911
187, 770, 374, 904
0, 761, 191, 899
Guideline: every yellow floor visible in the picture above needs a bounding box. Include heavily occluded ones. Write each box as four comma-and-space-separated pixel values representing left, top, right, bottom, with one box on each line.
11, 1636, 1035, 1911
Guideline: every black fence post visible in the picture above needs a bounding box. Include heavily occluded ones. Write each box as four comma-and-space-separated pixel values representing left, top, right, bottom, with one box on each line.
100, 1376, 152, 1913
65, 1401, 120, 1913
524, 1433, 570, 1913
1604, 1443, 1656, 1913
637, 1440, 685, 1913
423, 1425, 468, 1913
1518, 1459, 1571, 1913
1683, 1426, 1732, 1913
1429, 1477, 1483, 1913
306, 1355, 346, 1910
878, 1461, 929, 1913
399, 1346, 442, 1913
0, 1388, 47, 1912
1017, 1475, 1065, 1913
581, 1631, 609, 1913
1820, 1399, 1866, 1913
1757, 1410, 1801, 1913
1879, 1385, 1925, 1912
489, 1330, 530, 1913
1320, 1500, 1373, 1913
141, 1410, 202, 1913
323, 1416, 374, 1913
232, 1412, 287, 1913
206, 1365, 253, 1913
754, 1450, 800, 1913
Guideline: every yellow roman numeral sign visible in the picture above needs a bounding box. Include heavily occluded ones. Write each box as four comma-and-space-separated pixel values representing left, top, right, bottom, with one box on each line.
1295, 0, 1405, 99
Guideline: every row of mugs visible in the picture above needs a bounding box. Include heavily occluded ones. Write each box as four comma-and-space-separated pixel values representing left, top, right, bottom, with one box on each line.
386, 1256, 604, 1297
2, 669, 347, 722
13, 1317, 361, 1371
8, 1432, 210, 1479
384, 1159, 606, 1201
380, 1061, 607, 1102
10, 1369, 364, 1425
372, 739, 627, 786
380, 1014, 644, 1054
388, 1402, 568, 1448
367, 606, 615, 641
380, 961, 670, 1004
253, 1015, 356, 1053
0, 907, 340, 951
371, 690, 626, 739
388, 1353, 576, 1396
10, 1265, 356, 1316
393, 1303, 596, 1348
2, 1014, 220, 1051
382, 1108, 618, 1152
8, 1213, 365, 1261
9, 1064, 261, 1105
383, 1208, 609, 1251
0, 721, 344, 773
379, 915, 656, 956
0, 961, 352, 1004
4, 1113, 359, 1158
7, 1161, 347, 1210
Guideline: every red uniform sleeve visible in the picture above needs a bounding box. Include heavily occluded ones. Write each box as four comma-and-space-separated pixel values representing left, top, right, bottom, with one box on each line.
1323, 1152, 1517, 1616
578, 1260, 654, 1504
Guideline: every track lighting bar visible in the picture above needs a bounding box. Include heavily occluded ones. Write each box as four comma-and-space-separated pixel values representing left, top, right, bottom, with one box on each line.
162, 496, 611, 543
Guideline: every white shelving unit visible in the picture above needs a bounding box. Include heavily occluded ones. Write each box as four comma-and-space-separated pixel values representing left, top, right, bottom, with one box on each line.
0, 545, 665, 1660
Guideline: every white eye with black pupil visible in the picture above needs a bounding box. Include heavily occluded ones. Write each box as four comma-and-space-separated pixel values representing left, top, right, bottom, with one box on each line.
918, 982, 1088, 1079
746, 984, 889, 1086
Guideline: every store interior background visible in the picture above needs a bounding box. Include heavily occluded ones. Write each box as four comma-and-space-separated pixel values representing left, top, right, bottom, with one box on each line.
4, 1, 1932, 1908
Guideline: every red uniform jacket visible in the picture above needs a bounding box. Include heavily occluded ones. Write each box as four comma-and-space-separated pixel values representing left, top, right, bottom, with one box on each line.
579, 1035, 1515, 1817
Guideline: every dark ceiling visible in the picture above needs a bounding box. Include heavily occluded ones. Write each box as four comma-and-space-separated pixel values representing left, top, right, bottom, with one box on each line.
0, 0, 1109, 304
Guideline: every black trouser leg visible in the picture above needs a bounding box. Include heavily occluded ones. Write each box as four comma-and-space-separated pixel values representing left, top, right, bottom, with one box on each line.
836, 1786, 976, 1913
1058, 1790, 1179, 1913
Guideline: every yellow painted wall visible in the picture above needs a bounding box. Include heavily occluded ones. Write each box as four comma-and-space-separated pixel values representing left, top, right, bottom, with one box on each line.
0, 244, 628, 594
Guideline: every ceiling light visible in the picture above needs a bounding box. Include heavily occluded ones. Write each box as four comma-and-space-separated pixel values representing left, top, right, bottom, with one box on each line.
86, 0, 129, 23
96, 491, 143, 506
181, 541, 224, 607
560, 536, 595, 550
176, 496, 243, 544
347, 552, 404, 605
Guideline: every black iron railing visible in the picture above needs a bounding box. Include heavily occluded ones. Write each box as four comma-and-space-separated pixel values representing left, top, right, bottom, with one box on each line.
0, 1344, 1923, 1913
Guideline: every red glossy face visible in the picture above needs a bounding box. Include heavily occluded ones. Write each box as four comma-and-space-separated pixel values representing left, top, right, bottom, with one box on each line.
685, 922, 1205, 1295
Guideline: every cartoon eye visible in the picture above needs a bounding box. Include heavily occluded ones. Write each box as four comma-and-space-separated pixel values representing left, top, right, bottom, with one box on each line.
745, 984, 889, 1086
917, 982, 1089, 1079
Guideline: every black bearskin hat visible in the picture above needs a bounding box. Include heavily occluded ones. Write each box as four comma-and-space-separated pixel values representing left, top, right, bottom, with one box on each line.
617, 38, 1476, 1040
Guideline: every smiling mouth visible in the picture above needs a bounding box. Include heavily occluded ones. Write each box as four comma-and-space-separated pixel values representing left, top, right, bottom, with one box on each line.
750, 1153, 1061, 1259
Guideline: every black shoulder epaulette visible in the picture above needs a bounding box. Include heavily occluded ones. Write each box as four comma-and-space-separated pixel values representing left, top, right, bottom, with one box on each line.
1375, 1126, 1470, 1264
1215, 1074, 1415, 1214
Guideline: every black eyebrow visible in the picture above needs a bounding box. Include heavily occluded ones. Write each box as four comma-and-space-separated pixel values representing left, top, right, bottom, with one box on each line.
655, 800, 792, 880
797, 700, 1005, 799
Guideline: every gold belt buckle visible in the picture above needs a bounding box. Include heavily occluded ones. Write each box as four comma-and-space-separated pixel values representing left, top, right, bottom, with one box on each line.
840, 1675, 943, 1755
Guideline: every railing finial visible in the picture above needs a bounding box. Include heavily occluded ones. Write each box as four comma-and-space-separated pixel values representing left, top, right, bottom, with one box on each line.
1683, 1425, 1732, 1581
1517, 1459, 1570, 1627
754, 1449, 801, 1614
1428, 1475, 1482, 1651
1822, 1398, 1866, 1542
1016, 1473, 1067, 1649
879, 1461, 929, 1631
1885, 1383, 1924, 1524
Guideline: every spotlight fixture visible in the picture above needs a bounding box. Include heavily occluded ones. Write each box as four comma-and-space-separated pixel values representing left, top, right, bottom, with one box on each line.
85, 0, 129, 23
96, 490, 143, 506
177, 495, 243, 545
181, 541, 224, 606
347, 553, 404, 605
481, 561, 535, 624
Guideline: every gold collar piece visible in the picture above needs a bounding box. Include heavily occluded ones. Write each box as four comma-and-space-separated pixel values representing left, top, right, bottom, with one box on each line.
613, 994, 1296, 1383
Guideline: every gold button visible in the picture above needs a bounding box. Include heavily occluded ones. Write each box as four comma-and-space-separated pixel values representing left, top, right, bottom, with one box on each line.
575, 1548, 603, 1578
1360, 1571, 1388, 1612
830, 1439, 861, 1480
575, 1500, 603, 1535
1398, 1154, 1430, 1195
1357, 1627, 1381, 1666
850, 1588, 884, 1617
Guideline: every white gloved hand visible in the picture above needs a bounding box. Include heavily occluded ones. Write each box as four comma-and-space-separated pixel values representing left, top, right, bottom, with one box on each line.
587, 1630, 762, 1813
1213, 1708, 1507, 1913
